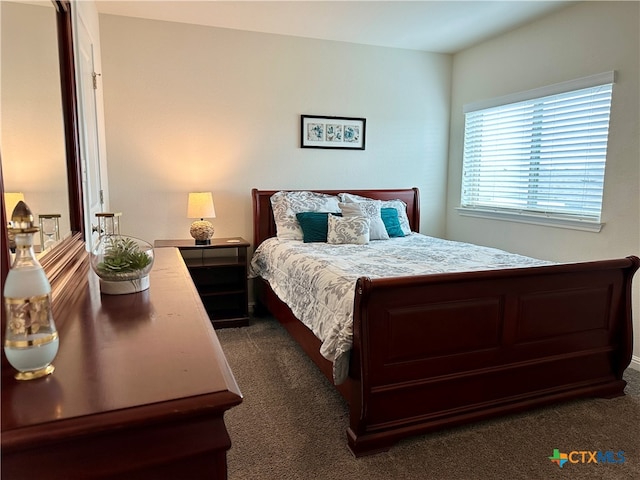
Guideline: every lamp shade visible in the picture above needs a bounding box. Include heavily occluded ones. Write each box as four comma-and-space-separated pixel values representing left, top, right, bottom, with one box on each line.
187, 192, 216, 219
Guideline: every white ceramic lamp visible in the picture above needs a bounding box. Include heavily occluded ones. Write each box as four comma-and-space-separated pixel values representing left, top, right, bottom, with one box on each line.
187, 192, 216, 245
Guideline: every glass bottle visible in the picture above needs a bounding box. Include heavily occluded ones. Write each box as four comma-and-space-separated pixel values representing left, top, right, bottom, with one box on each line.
3, 201, 59, 380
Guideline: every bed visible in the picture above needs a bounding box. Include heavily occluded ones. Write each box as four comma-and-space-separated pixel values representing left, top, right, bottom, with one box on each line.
251, 187, 639, 456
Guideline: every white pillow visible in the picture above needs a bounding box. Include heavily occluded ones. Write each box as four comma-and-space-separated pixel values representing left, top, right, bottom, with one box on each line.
339, 201, 389, 240
338, 192, 371, 203
271, 191, 341, 240
327, 215, 370, 245
339, 193, 411, 235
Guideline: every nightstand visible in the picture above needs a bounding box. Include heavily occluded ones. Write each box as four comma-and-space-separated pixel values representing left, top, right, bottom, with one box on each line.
154, 237, 250, 328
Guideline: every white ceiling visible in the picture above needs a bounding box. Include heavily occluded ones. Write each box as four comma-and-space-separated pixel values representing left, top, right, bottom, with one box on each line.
94, 0, 574, 54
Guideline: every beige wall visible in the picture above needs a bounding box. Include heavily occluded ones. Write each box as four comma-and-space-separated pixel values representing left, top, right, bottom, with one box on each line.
446, 1, 640, 363
99, 3, 639, 366
98, 14, 451, 244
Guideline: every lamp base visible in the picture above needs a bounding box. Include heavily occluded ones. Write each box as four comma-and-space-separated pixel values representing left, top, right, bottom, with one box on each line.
190, 220, 214, 244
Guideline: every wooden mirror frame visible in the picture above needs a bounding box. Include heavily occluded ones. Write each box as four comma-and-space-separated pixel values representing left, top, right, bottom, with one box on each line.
1, 0, 87, 323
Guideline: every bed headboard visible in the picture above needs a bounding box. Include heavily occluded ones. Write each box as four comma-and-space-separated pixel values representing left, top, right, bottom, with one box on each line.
251, 188, 420, 247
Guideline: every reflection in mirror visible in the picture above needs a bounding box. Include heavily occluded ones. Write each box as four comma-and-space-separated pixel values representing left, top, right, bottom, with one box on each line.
1, 0, 70, 255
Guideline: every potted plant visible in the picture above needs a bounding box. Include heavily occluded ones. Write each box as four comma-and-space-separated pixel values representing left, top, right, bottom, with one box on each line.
91, 235, 154, 295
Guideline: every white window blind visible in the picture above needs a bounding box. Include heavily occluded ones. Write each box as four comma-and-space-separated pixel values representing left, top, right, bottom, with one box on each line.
461, 74, 614, 227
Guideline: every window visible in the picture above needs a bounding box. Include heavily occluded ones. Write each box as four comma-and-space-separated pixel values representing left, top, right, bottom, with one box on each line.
459, 72, 614, 231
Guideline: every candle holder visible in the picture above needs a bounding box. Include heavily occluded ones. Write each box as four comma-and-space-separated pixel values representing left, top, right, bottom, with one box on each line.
38, 213, 61, 250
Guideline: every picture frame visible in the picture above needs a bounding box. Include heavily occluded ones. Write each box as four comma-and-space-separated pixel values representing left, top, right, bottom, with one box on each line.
300, 115, 366, 150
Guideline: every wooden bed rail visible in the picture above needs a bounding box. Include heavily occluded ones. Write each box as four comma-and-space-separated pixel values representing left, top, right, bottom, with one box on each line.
348, 255, 639, 455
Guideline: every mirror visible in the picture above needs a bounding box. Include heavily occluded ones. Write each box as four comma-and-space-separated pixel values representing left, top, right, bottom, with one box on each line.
1, 0, 85, 304
1, 1, 69, 252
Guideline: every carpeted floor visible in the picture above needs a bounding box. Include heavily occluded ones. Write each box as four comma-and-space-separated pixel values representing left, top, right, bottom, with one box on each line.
217, 316, 640, 480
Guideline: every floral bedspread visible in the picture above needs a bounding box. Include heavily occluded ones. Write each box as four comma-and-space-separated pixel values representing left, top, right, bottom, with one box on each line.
249, 234, 552, 384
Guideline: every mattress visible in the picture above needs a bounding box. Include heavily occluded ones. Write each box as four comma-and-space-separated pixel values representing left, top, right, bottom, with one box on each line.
249, 233, 552, 384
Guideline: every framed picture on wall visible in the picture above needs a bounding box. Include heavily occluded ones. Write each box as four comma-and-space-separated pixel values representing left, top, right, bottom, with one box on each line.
300, 115, 366, 150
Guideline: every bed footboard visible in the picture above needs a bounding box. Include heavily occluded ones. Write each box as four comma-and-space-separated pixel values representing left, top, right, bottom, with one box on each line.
347, 256, 639, 456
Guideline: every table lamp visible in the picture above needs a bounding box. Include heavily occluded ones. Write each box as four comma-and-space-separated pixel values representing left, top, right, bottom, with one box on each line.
187, 192, 216, 245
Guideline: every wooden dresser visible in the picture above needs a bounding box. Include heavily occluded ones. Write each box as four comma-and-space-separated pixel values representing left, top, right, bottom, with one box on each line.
1, 247, 242, 479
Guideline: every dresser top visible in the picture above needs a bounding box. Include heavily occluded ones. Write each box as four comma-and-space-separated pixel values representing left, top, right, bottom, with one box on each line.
1, 247, 242, 451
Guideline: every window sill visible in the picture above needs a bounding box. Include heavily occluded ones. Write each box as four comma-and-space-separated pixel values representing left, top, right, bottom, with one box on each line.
456, 207, 603, 233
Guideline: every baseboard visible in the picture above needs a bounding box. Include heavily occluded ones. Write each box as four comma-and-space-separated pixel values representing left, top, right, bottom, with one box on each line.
630, 355, 640, 371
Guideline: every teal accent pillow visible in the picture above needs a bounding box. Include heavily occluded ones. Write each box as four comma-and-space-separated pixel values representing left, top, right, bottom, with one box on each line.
381, 208, 405, 237
296, 212, 341, 243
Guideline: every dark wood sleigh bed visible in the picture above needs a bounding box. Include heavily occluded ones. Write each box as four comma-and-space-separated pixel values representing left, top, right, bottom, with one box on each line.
251, 187, 639, 456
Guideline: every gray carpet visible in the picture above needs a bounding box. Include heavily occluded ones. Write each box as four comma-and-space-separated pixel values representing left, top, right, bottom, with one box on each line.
217, 317, 640, 480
